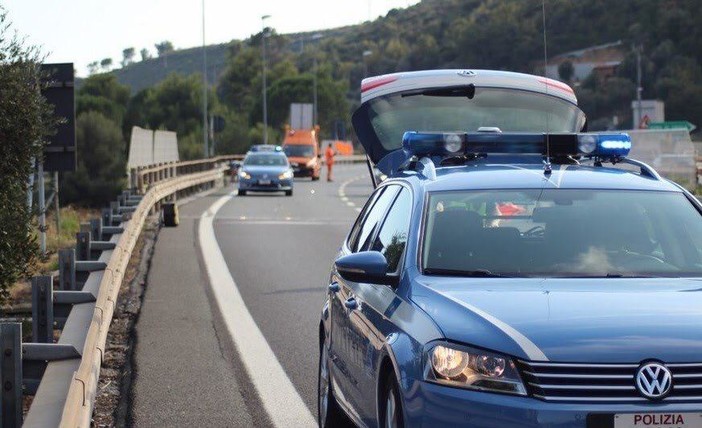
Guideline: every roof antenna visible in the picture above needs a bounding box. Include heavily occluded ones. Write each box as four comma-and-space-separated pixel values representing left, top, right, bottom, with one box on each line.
542, 0, 552, 176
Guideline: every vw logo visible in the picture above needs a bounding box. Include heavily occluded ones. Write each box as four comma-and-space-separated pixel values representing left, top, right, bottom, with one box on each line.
636, 362, 672, 399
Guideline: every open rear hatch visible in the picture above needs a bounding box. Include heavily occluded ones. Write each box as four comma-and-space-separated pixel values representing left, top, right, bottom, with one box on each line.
351, 70, 586, 177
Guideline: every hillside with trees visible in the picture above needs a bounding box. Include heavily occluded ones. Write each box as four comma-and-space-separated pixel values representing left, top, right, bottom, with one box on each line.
78, 0, 700, 173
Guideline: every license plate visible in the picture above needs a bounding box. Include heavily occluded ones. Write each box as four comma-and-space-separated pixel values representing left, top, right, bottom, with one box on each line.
614, 413, 702, 428
258, 180, 271, 185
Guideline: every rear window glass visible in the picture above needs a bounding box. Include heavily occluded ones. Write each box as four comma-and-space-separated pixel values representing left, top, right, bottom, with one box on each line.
244, 153, 288, 166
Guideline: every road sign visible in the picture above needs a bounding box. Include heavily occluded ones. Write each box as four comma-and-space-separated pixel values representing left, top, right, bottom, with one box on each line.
41, 63, 76, 172
648, 121, 697, 132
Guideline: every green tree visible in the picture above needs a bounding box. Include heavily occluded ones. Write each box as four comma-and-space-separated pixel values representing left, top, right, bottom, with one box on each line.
558, 61, 575, 82
100, 57, 112, 71
0, 9, 54, 302
131, 73, 216, 159
76, 73, 131, 124
60, 112, 126, 206
121, 47, 135, 67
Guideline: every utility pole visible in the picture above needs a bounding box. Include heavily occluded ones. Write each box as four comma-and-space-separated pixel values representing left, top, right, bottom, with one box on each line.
202, 0, 208, 157
363, 50, 372, 78
636, 44, 643, 128
262, 15, 271, 145
311, 34, 323, 126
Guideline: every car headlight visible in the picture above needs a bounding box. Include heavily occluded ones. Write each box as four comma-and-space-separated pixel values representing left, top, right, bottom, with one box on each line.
239, 171, 251, 179
278, 170, 293, 179
306, 159, 316, 167
425, 343, 526, 395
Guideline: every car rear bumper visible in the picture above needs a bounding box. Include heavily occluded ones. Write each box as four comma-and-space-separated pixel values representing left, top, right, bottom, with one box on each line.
238, 179, 292, 192
404, 381, 702, 428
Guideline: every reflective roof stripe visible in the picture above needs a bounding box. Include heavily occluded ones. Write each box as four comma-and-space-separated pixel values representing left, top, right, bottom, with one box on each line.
436, 290, 549, 361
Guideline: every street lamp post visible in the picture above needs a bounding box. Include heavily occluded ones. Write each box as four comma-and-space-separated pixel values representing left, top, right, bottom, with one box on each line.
202, 0, 208, 157
261, 14, 271, 144
362, 50, 372, 78
310, 33, 323, 126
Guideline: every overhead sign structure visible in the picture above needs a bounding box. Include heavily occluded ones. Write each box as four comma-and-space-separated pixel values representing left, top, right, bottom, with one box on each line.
41, 63, 76, 172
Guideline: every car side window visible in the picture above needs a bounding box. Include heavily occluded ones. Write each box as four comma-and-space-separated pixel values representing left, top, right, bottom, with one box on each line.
353, 186, 400, 253
347, 187, 385, 251
370, 187, 412, 272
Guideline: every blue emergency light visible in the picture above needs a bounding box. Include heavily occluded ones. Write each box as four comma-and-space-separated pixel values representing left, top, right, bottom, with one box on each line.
401, 131, 631, 159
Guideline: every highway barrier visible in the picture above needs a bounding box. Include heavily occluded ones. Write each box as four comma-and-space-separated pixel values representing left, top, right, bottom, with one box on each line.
0, 152, 366, 427
0, 157, 231, 427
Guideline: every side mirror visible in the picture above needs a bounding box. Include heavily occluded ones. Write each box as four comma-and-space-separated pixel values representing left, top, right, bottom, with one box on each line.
335, 251, 396, 286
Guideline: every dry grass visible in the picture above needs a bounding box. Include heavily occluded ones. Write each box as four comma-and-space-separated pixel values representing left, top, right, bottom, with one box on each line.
4, 206, 99, 309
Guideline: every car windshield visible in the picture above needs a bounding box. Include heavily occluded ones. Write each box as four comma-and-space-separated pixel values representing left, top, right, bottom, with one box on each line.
283, 145, 315, 157
367, 87, 586, 152
244, 153, 288, 166
422, 189, 702, 278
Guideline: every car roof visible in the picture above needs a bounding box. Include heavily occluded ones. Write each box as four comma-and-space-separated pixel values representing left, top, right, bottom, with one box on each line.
390, 162, 682, 193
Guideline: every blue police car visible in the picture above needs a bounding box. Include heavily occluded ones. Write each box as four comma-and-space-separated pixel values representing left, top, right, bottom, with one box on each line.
318, 70, 702, 428
238, 147, 294, 196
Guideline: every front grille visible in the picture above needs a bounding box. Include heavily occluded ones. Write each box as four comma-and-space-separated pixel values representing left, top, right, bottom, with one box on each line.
519, 361, 702, 403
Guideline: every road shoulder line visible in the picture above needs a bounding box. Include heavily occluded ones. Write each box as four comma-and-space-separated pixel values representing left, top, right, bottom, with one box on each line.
198, 192, 317, 427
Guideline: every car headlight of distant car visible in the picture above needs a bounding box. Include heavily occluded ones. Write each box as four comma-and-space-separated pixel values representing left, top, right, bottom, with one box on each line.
278, 170, 293, 180
239, 171, 251, 179
424, 343, 526, 395
306, 159, 316, 167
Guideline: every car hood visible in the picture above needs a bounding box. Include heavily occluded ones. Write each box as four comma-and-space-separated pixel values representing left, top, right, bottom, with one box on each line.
411, 277, 702, 363
241, 165, 289, 175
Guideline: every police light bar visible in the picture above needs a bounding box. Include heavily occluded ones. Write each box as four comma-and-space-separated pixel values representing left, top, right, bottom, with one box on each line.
401, 131, 631, 158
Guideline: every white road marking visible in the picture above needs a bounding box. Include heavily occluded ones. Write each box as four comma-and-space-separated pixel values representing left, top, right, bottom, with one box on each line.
355, 207, 362, 212
338, 174, 367, 211
199, 193, 316, 427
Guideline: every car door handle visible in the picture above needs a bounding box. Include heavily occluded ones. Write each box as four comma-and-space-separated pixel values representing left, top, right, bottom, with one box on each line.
328, 282, 340, 293
344, 297, 358, 310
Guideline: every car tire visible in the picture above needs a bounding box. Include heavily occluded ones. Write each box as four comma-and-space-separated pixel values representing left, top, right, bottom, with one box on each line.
312, 175, 320, 181
318, 341, 345, 428
380, 371, 404, 428
238, 190, 246, 196
285, 190, 293, 196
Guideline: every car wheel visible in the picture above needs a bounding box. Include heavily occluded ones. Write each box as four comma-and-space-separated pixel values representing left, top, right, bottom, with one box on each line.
318, 342, 345, 427
312, 175, 320, 181
238, 190, 246, 196
285, 190, 293, 196
380, 372, 404, 428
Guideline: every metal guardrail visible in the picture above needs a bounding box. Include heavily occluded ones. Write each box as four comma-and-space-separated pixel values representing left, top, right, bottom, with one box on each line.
1, 152, 366, 426
0, 158, 229, 427
129, 155, 244, 194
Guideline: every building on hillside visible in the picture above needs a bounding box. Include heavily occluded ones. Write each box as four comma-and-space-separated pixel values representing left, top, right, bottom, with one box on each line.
544, 41, 625, 84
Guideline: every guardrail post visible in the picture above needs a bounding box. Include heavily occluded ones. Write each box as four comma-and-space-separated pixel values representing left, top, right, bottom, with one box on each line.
1, 323, 22, 427
76, 231, 91, 261
58, 249, 76, 291
31, 276, 54, 344
90, 217, 103, 241
102, 207, 113, 227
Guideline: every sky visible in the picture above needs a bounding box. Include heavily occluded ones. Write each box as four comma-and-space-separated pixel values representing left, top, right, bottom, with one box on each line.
3, 0, 420, 77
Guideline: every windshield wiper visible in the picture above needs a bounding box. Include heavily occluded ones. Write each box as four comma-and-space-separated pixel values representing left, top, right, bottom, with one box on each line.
402, 84, 475, 99
424, 268, 504, 277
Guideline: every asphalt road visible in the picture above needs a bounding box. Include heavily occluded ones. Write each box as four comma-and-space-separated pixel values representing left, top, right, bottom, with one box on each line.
130, 164, 372, 426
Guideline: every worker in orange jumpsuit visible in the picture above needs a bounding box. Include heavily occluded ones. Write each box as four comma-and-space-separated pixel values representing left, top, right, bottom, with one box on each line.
325, 143, 335, 182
